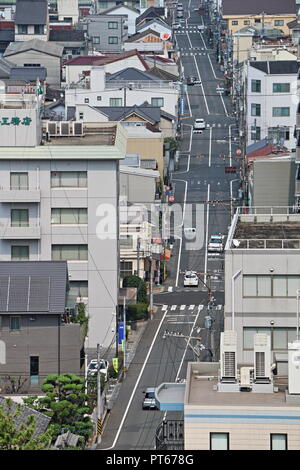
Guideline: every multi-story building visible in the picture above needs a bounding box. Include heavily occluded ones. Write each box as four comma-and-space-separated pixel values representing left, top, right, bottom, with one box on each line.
224, 207, 300, 365
84, 13, 127, 53
246, 60, 298, 150
0, 94, 127, 352
14, 0, 49, 42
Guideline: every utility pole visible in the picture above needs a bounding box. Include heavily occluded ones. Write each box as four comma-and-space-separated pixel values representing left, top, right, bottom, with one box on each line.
149, 248, 153, 320
137, 236, 140, 278
123, 296, 126, 377
97, 343, 103, 444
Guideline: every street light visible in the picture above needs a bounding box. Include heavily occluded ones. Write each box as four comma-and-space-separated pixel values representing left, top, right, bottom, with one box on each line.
232, 269, 242, 331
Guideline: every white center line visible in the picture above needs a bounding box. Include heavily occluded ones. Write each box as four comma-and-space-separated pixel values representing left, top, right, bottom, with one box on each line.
208, 126, 212, 167
186, 32, 210, 115
204, 183, 210, 286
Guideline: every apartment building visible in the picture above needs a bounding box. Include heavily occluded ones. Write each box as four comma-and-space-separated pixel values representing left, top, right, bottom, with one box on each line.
224, 207, 300, 365
84, 14, 127, 53
0, 94, 127, 352
246, 60, 298, 150
14, 0, 49, 42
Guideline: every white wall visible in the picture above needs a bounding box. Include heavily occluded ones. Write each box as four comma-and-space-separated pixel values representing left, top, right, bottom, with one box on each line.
106, 6, 139, 36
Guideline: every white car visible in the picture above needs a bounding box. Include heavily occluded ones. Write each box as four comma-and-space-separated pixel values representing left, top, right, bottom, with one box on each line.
208, 234, 225, 252
87, 358, 109, 381
184, 271, 199, 287
197, 25, 205, 31
193, 118, 206, 130
172, 22, 181, 29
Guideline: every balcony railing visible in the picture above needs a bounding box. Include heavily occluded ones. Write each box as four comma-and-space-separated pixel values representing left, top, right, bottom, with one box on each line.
105, 80, 179, 90
155, 420, 184, 450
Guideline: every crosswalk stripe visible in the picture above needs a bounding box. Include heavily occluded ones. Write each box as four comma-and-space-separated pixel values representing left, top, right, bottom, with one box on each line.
171, 305, 177, 310
162, 305, 168, 311
167, 321, 195, 324
180, 305, 186, 310
189, 305, 195, 310
217, 305, 222, 310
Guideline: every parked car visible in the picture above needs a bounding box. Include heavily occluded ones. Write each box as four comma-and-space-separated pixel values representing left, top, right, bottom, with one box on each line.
197, 24, 205, 31
87, 358, 109, 381
193, 118, 206, 130
184, 227, 196, 240
187, 76, 201, 86
208, 234, 225, 252
177, 10, 183, 17
172, 22, 181, 29
184, 271, 199, 287
142, 387, 157, 410
177, 3, 183, 9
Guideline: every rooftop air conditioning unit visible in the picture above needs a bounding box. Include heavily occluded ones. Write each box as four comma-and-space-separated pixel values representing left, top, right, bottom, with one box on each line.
60, 121, 70, 136
73, 121, 83, 136
47, 121, 59, 136
254, 333, 271, 383
220, 330, 237, 382
288, 340, 300, 394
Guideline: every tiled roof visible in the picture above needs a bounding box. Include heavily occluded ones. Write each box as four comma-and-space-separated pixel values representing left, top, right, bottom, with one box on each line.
63, 49, 149, 70
249, 60, 299, 74
15, 0, 48, 25
4, 39, 64, 57
222, 0, 297, 15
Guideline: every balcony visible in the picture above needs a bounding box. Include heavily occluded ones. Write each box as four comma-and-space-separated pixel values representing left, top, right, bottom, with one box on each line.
0, 188, 40, 203
0, 222, 41, 239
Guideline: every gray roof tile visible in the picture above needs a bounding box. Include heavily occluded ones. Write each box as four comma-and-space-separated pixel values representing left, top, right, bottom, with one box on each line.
15, 0, 48, 25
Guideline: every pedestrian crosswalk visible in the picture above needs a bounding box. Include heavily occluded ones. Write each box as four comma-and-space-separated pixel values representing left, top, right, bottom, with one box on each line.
162, 304, 223, 312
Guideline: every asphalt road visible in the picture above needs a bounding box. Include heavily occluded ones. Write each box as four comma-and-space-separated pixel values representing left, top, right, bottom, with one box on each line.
99, 0, 243, 451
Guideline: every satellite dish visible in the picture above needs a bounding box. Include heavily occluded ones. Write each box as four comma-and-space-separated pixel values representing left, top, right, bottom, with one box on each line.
232, 239, 240, 247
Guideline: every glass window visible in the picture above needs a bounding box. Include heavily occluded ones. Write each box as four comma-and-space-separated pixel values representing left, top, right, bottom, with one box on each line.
151, 97, 164, 107
251, 126, 261, 141
251, 79, 261, 93
232, 21, 238, 25
244, 20, 250, 25
273, 328, 288, 350
210, 433, 229, 450
11, 245, 29, 260
257, 276, 271, 296
120, 261, 133, 278
274, 20, 284, 26
271, 434, 287, 450
272, 107, 290, 117
34, 25, 44, 34
273, 276, 287, 297
97, 96, 102, 101
30, 356, 39, 386
108, 36, 118, 44
84, 98, 89, 103
251, 103, 261, 116
243, 275, 257, 296
99, 1, 108, 7
10, 172, 28, 190
110, 98, 122, 106
18, 24, 28, 34
108, 22, 118, 29
51, 171, 87, 188
287, 276, 300, 297
120, 235, 133, 249
67, 281, 88, 306
93, 36, 100, 44
79, 112, 84, 120
273, 83, 290, 93
254, 18, 261, 23
11, 209, 29, 227
51, 208, 87, 224
10, 316, 20, 331
51, 245, 88, 261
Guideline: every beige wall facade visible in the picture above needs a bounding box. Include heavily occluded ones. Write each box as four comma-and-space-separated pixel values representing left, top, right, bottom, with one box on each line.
224, 14, 296, 36
126, 136, 164, 178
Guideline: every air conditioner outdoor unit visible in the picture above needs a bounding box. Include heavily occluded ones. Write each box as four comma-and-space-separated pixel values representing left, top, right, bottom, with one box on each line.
60, 121, 70, 136
254, 333, 271, 382
47, 121, 58, 136
220, 330, 237, 382
73, 121, 83, 136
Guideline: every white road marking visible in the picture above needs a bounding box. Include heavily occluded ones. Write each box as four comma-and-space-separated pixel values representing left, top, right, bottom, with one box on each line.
186, 31, 209, 114
204, 183, 210, 285
171, 305, 177, 310
208, 126, 212, 167
162, 305, 168, 311
180, 305, 186, 310
189, 305, 195, 310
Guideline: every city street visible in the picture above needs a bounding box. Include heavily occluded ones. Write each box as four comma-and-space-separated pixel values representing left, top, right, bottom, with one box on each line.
99, 0, 242, 451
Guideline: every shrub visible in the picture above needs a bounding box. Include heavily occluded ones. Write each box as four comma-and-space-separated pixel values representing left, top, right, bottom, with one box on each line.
122, 275, 148, 304
127, 303, 148, 321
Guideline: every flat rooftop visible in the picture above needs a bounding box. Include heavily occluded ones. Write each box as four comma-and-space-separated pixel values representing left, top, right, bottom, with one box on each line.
227, 208, 300, 249
45, 124, 117, 146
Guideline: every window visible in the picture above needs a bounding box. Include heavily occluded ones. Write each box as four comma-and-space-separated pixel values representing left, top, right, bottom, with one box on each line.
10, 172, 28, 190
251, 79, 261, 93
251, 126, 261, 141
244, 20, 250, 25
10, 316, 20, 331
51, 245, 88, 261
254, 18, 261, 23
92, 36, 100, 44
24, 63, 41, 67
151, 97, 164, 107
232, 21, 238, 25
11, 209, 29, 227
84, 98, 89, 103
268, 127, 290, 143
30, 356, 39, 386
272, 107, 290, 117
51, 171, 87, 188
67, 281, 88, 306
120, 261, 133, 278
274, 20, 284, 26
18, 24, 28, 34
273, 83, 290, 93
108, 36, 118, 44
251, 103, 261, 116
210, 433, 229, 450
11, 245, 29, 260
120, 235, 133, 249
79, 112, 84, 120
271, 434, 287, 450
243, 275, 300, 297
97, 96, 102, 101
110, 98, 122, 106
51, 208, 88, 225
34, 24, 44, 34
99, 1, 108, 7
243, 327, 296, 351
108, 22, 118, 29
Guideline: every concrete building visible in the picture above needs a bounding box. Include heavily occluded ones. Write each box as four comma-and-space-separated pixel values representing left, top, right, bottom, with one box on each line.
0, 261, 82, 394
3, 38, 64, 86
101, 4, 140, 36
57, 0, 79, 25
14, 0, 49, 42
85, 13, 127, 53
0, 94, 127, 352
224, 207, 300, 365
246, 60, 298, 151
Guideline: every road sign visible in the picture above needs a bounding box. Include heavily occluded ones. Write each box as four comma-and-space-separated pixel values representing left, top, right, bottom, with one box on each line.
236, 149, 242, 155
225, 166, 237, 174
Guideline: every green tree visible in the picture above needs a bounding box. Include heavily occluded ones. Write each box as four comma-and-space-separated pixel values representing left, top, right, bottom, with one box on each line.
0, 398, 52, 450
122, 275, 148, 304
24, 373, 93, 444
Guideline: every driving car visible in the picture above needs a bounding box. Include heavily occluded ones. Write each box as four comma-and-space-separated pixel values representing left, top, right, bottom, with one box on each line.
142, 387, 157, 410
187, 76, 201, 86
184, 227, 196, 240
184, 271, 199, 287
177, 10, 183, 17
208, 234, 225, 252
172, 22, 181, 29
193, 118, 206, 130
87, 358, 109, 381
